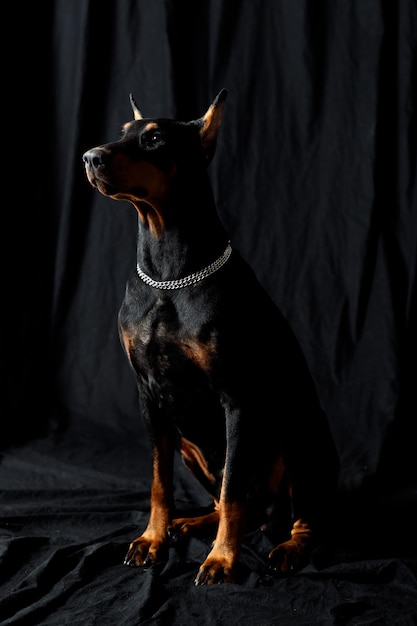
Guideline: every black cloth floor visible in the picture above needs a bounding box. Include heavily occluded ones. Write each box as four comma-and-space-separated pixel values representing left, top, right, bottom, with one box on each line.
1, 421, 416, 625
2, 1, 417, 624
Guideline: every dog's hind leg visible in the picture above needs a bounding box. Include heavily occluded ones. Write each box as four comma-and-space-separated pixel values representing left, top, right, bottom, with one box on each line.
170, 437, 221, 535
267, 518, 313, 574
171, 508, 219, 536
178, 436, 221, 496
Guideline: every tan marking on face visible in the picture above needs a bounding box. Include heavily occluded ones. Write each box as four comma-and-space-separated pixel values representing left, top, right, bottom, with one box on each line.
123, 121, 133, 131
101, 153, 170, 196
144, 122, 158, 132
130, 199, 166, 239
179, 336, 216, 372
90, 149, 177, 238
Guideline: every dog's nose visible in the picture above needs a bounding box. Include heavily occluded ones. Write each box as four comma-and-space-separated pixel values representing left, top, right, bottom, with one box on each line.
82, 148, 107, 170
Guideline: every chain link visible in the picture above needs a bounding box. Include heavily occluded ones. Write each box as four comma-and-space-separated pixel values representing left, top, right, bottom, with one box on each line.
136, 242, 232, 290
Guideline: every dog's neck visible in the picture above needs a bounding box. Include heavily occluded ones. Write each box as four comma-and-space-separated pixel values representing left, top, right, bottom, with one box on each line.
133, 170, 229, 284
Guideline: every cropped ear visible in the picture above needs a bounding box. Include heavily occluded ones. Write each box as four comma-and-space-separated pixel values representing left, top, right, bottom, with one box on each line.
129, 93, 143, 120
197, 89, 228, 163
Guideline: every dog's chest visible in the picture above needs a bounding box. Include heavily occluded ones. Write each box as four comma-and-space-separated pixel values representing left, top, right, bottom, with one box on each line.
119, 292, 217, 381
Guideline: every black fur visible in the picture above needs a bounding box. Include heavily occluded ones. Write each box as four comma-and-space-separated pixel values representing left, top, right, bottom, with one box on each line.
82, 90, 339, 585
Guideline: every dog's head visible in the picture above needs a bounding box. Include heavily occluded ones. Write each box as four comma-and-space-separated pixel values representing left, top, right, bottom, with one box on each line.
82, 90, 228, 210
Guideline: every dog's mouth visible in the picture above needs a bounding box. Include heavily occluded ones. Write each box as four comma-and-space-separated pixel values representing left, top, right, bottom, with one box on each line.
92, 177, 148, 200
94, 178, 118, 196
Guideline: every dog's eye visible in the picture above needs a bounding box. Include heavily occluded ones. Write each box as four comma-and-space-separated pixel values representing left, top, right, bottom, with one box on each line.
142, 130, 164, 148
150, 131, 162, 143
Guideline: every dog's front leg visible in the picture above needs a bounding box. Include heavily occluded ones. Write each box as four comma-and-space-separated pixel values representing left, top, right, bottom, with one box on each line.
194, 410, 249, 585
124, 433, 174, 568
194, 497, 246, 585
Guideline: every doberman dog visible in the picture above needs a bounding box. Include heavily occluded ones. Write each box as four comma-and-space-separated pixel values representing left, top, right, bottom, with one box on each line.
82, 89, 339, 585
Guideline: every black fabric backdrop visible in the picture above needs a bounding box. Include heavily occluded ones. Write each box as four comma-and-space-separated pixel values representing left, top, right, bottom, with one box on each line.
2, 1, 417, 624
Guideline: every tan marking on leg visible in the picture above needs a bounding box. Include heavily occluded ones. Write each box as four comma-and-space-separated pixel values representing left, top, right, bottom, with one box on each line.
172, 509, 219, 536
268, 518, 313, 574
180, 437, 217, 485
125, 437, 173, 567
194, 500, 245, 585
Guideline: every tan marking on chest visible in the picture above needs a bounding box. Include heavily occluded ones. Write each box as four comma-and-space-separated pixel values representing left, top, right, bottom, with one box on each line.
121, 314, 216, 374
178, 336, 216, 372
120, 328, 135, 366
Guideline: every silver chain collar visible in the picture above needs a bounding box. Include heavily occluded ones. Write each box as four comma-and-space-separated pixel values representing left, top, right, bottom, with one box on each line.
136, 242, 232, 290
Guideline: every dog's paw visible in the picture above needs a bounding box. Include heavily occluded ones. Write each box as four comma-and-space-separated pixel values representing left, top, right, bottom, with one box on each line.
194, 562, 234, 585
267, 519, 312, 575
267, 539, 309, 575
194, 552, 237, 585
124, 535, 167, 568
